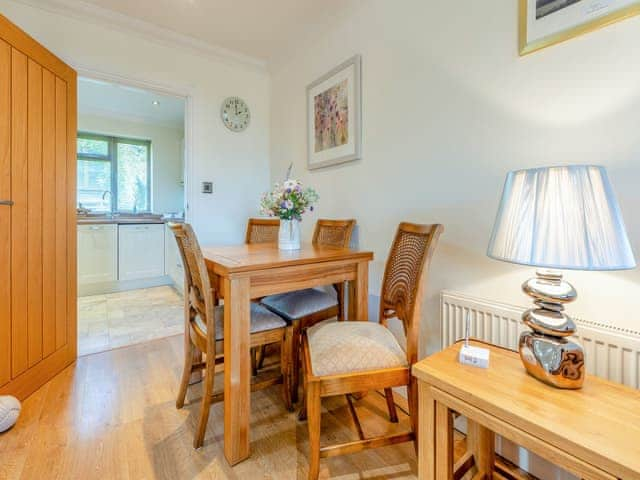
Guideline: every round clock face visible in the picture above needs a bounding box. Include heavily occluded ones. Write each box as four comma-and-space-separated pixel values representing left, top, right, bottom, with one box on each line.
221, 96, 250, 132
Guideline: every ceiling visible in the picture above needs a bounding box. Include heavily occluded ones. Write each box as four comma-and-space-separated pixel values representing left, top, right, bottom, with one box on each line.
76, 0, 356, 65
78, 77, 185, 129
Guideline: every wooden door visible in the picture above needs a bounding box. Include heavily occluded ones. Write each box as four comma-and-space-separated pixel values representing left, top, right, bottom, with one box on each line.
0, 14, 77, 400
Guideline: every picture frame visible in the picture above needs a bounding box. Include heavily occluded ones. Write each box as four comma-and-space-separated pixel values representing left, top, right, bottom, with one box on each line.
307, 55, 361, 170
519, 0, 640, 55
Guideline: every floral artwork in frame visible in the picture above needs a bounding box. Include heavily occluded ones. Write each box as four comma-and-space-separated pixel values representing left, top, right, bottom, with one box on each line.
307, 55, 361, 170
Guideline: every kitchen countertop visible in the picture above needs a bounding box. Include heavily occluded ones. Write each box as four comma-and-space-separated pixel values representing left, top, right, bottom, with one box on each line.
77, 215, 183, 225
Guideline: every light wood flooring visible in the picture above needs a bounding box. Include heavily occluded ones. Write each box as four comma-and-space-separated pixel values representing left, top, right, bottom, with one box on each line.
0, 334, 425, 479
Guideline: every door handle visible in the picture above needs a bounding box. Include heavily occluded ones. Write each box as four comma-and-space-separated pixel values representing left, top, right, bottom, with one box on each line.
0, 200, 13, 206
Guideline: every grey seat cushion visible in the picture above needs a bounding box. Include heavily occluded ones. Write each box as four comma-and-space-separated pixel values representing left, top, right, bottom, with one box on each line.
260, 288, 338, 321
194, 302, 286, 340
307, 321, 408, 377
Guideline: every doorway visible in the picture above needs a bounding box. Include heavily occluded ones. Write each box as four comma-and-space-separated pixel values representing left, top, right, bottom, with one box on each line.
76, 76, 187, 356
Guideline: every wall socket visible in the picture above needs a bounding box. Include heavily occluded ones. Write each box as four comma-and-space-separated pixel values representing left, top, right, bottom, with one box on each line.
202, 181, 213, 194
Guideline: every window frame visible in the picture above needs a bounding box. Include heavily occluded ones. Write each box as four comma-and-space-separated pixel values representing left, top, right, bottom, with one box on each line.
77, 132, 152, 213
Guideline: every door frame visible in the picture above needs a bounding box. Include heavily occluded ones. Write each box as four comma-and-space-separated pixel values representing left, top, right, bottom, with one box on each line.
74, 66, 194, 224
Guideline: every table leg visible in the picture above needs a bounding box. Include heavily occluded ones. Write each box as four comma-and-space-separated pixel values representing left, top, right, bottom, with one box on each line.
418, 383, 436, 480
348, 260, 369, 321
435, 402, 453, 479
468, 419, 495, 477
223, 276, 251, 465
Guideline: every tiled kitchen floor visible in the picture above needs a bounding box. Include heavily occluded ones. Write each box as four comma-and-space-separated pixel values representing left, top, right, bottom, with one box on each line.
77, 286, 183, 356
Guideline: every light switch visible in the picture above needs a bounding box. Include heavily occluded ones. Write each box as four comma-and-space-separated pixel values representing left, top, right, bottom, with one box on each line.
202, 182, 213, 194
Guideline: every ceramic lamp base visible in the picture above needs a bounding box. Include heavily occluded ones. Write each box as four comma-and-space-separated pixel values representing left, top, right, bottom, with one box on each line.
519, 331, 585, 389
519, 270, 585, 389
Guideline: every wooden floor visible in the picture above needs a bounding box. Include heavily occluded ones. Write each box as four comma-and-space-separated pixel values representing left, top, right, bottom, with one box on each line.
0, 334, 426, 479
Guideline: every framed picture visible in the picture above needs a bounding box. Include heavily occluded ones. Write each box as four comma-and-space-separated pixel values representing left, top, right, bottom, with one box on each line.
519, 0, 640, 55
307, 55, 361, 170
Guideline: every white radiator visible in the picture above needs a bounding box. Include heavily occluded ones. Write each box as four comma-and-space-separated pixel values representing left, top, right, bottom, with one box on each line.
441, 290, 640, 389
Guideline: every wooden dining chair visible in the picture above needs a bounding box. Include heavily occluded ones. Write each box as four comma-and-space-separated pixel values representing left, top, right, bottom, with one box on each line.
169, 222, 293, 448
260, 219, 356, 401
299, 222, 443, 479
245, 217, 281, 375
245, 217, 280, 244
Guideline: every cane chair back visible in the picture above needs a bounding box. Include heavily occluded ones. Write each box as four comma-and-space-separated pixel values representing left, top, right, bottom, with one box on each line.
246, 218, 280, 244
169, 222, 216, 346
379, 223, 443, 364
312, 219, 356, 248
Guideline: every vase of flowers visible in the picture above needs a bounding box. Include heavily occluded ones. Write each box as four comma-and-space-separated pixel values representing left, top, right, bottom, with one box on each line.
260, 179, 319, 250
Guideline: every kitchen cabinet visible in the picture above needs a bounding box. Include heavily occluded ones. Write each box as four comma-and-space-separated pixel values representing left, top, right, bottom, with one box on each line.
164, 224, 184, 292
118, 224, 165, 281
78, 224, 118, 285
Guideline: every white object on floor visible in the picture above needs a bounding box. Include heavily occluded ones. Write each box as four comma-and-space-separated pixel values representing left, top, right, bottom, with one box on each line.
0, 395, 20, 432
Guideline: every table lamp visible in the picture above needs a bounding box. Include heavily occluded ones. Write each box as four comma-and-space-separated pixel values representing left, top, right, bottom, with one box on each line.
487, 165, 636, 389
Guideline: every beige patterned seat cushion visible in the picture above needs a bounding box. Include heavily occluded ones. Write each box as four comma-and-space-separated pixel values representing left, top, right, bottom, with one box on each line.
261, 288, 338, 321
307, 321, 408, 377
194, 303, 286, 340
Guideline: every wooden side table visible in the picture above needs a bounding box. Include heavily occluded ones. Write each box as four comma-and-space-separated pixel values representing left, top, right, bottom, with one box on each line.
412, 341, 640, 480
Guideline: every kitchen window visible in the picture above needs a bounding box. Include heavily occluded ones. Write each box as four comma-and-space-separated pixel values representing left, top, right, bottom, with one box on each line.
77, 133, 151, 213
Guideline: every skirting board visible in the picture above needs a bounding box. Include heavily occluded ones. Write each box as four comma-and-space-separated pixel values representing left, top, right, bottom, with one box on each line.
78, 275, 175, 297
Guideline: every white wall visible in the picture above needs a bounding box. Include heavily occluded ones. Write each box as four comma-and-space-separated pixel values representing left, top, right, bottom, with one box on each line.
78, 113, 184, 214
1, 0, 270, 245
269, 0, 640, 356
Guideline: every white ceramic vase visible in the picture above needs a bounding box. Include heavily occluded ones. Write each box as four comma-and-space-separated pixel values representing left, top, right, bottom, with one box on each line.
278, 219, 301, 250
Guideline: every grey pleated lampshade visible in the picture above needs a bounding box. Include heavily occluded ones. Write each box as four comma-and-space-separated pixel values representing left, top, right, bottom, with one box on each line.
487, 165, 636, 271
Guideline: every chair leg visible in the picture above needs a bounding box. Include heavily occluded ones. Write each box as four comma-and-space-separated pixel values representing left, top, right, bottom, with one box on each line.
298, 344, 308, 421
256, 345, 266, 370
335, 282, 345, 321
176, 329, 195, 409
306, 381, 322, 480
193, 355, 215, 449
384, 388, 399, 423
291, 320, 301, 403
281, 327, 294, 412
251, 347, 258, 377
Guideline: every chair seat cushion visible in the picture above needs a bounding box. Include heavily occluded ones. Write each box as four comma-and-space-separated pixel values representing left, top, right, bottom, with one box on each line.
306, 321, 408, 377
261, 288, 338, 321
195, 303, 286, 340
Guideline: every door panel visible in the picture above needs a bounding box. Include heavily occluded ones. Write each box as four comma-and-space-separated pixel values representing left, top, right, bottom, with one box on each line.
55, 76, 68, 351
11, 47, 28, 378
0, 13, 77, 400
27, 58, 43, 368
0, 40, 10, 388
42, 69, 56, 359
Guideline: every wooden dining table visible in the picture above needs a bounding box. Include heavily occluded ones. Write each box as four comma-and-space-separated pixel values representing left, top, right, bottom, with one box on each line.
202, 242, 374, 465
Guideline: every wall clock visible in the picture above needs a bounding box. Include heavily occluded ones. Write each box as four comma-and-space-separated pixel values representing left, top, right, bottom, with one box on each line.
221, 96, 250, 132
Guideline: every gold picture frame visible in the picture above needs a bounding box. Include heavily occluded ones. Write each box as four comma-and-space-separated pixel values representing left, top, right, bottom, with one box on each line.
519, 0, 640, 55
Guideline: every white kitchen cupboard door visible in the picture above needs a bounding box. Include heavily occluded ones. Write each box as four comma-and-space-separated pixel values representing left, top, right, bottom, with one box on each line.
164, 224, 184, 292
77, 224, 117, 285
119, 224, 165, 281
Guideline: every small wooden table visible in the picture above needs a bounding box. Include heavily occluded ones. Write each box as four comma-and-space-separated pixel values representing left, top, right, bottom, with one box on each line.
412, 341, 640, 480
202, 243, 373, 466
